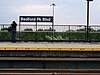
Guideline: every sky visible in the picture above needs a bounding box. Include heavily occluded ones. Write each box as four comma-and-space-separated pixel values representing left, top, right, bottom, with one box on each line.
0, 0, 99, 25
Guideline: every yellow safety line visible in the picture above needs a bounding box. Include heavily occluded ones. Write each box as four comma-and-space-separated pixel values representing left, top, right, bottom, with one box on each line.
0, 46, 100, 51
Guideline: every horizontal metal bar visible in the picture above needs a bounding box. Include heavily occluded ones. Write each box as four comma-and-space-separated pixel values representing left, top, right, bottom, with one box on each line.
0, 57, 100, 61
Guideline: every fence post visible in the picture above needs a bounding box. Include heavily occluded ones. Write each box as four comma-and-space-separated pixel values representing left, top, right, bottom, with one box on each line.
2, 25, 4, 41
69, 25, 71, 42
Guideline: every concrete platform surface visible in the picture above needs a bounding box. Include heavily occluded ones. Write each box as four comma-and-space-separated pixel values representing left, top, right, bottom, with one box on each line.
0, 42, 100, 48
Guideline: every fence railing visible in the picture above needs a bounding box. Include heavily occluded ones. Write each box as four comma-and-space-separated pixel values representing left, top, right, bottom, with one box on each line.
0, 24, 100, 42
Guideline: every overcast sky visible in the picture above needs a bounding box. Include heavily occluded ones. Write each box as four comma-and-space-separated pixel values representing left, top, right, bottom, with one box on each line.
0, 0, 99, 25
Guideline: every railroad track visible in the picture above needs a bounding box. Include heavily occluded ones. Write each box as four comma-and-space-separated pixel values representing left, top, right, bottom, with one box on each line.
0, 69, 100, 75
0, 69, 100, 73
0, 73, 100, 75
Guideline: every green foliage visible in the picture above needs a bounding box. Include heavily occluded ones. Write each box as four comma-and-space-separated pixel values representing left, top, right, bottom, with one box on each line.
1, 28, 8, 31
1, 30, 100, 41
77, 28, 95, 32
38, 29, 43, 31
37, 27, 55, 31
97, 29, 100, 32
0, 32, 10, 40
56, 35, 64, 40
24, 28, 33, 31
53, 37, 57, 40
77, 28, 86, 31
45, 35, 52, 40
44, 27, 55, 31
20, 32, 35, 40
88, 28, 95, 31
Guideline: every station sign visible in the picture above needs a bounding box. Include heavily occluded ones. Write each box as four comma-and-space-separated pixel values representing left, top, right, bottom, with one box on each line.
20, 16, 53, 22
86, 0, 93, 1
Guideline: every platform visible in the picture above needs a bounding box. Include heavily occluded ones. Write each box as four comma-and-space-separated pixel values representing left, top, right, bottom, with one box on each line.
0, 42, 100, 70
0, 42, 100, 47
0, 46, 100, 51
0, 42, 100, 51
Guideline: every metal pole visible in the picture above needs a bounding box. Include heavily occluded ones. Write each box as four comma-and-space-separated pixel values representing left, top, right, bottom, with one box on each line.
86, 0, 89, 42
36, 21, 37, 41
52, 4, 54, 41
19, 17, 21, 42
51, 3, 56, 41
52, 3, 55, 26
86, 0, 93, 42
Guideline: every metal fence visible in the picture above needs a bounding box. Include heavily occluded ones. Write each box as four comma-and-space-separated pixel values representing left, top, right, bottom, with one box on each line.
0, 24, 100, 42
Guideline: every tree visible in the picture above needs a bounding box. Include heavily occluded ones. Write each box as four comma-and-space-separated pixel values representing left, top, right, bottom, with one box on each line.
24, 28, 33, 31
77, 28, 86, 31
77, 28, 95, 31
38, 29, 43, 31
44, 27, 55, 31
1, 28, 8, 31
